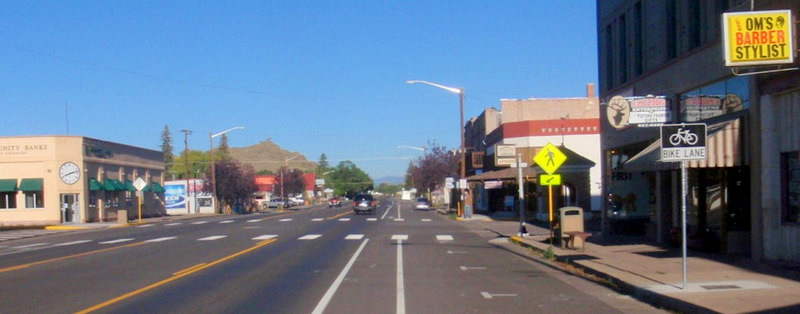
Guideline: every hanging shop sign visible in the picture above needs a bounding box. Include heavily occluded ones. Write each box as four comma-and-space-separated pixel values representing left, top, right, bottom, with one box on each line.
723, 10, 794, 66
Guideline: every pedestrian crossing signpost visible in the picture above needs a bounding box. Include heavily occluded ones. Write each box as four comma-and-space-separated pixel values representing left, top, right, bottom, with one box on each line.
660, 123, 707, 290
533, 143, 567, 242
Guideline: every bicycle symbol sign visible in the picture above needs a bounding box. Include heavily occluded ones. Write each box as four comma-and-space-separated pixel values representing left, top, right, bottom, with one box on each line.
660, 123, 707, 161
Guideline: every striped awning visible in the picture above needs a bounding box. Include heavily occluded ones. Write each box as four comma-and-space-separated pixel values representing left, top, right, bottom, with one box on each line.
623, 116, 744, 171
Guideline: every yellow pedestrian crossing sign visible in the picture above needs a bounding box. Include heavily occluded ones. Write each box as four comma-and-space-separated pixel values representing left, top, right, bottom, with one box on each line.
533, 143, 567, 175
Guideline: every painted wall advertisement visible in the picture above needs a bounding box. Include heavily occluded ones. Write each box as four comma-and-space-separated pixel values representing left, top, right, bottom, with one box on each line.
165, 179, 214, 214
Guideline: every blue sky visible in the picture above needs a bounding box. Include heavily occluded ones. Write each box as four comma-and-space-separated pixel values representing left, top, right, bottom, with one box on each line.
2, 1, 598, 180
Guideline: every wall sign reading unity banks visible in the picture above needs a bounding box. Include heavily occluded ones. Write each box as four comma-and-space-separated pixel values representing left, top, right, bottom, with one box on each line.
660, 123, 707, 162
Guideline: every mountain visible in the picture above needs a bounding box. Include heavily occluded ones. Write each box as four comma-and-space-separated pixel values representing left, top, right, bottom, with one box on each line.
229, 139, 317, 173
374, 176, 404, 185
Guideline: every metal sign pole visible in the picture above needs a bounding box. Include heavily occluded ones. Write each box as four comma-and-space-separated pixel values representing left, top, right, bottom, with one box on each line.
681, 160, 688, 289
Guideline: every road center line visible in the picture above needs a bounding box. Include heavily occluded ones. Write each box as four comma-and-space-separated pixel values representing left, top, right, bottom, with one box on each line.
312, 239, 369, 314
77, 239, 276, 314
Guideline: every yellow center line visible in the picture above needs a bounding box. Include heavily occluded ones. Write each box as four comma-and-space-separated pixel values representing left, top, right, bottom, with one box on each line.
77, 239, 277, 314
0, 242, 146, 274
326, 210, 353, 220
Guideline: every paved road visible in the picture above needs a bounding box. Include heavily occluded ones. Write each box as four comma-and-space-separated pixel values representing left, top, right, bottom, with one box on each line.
0, 197, 664, 313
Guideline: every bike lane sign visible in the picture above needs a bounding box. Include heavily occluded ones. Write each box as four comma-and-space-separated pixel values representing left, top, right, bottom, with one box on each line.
660, 123, 707, 161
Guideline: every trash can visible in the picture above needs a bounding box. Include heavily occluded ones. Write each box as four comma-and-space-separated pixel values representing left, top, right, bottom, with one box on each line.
559, 206, 585, 248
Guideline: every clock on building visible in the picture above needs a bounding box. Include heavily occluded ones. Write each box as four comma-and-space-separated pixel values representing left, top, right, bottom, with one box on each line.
59, 162, 81, 185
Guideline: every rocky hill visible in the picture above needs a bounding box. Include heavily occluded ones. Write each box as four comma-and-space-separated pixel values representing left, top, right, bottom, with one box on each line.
229, 139, 317, 174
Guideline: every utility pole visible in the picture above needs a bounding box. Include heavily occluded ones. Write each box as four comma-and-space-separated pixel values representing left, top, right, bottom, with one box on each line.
182, 129, 192, 214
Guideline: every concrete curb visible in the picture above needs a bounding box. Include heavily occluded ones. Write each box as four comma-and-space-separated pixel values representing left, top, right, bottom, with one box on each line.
506, 236, 714, 314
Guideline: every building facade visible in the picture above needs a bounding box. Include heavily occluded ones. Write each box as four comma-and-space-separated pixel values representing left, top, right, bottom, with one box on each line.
597, 0, 800, 263
0, 136, 165, 226
465, 84, 602, 217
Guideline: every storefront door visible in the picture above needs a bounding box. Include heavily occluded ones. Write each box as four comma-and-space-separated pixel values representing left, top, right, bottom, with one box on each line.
60, 194, 79, 223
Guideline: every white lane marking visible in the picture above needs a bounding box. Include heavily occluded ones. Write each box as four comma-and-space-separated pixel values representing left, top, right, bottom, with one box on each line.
53, 240, 92, 246
279, 218, 293, 222
198, 235, 227, 241
366, 218, 377, 221
14, 243, 49, 249
436, 235, 454, 241
460, 266, 487, 271
165, 222, 182, 226
312, 239, 369, 314
392, 235, 408, 241
137, 224, 154, 228
396, 202, 402, 221
299, 234, 322, 240
421, 219, 432, 222
339, 218, 351, 222
397, 237, 406, 314
247, 219, 262, 223
481, 292, 517, 299
312, 218, 324, 222
219, 220, 235, 224
146, 237, 177, 242
345, 234, 364, 240
447, 250, 468, 254
253, 235, 278, 240
394, 218, 405, 222
191, 221, 208, 225
380, 205, 392, 220
99, 238, 135, 244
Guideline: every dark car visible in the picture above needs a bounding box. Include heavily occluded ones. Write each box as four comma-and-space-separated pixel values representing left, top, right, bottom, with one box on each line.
328, 197, 341, 208
414, 197, 431, 210
352, 194, 376, 215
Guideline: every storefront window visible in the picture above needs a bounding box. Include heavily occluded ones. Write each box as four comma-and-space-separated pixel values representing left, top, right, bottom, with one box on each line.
25, 191, 43, 208
782, 151, 800, 223
1, 192, 16, 209
680, 76, 749, 122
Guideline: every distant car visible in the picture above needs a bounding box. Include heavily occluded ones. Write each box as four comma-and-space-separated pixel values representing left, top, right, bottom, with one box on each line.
289, 196, 304, 206
329, 197, 341, 208
414, 197, 431, 210
352, 194, 376, 215
268, 198, 290, 208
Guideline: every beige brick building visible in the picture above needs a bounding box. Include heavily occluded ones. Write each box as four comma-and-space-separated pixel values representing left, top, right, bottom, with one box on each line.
0, 136, 165, 226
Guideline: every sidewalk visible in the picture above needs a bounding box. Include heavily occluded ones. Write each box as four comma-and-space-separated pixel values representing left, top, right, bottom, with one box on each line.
455, 212, 800, 313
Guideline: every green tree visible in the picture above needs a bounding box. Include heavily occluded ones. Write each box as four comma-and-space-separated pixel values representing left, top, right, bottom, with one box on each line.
328, 161, 372, 197
170, 150, 211, 180
161, 125, 174, 174
316, 153, 330, 175
375, 183, 402, 195
217, 133, 231, 160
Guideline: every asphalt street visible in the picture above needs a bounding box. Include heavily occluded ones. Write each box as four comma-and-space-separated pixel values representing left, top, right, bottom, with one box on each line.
0, 198, 664, 313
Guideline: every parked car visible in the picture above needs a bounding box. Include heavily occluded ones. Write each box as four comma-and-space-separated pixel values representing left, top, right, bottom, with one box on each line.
414, 197, 431, 210
289, 196, 304, 206
268, 198, 290, 208
352, 194, 376, 215
329, 197, 341, 208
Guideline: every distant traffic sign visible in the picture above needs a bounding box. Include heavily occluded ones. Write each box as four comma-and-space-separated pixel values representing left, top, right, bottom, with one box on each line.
533, 143, 567, 175
660, 123, 707, 161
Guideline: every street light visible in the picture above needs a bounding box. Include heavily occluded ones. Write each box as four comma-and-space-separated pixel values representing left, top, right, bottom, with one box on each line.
210, 126, 244, 214
280, 154, 302, 210
407, 80, 466, 216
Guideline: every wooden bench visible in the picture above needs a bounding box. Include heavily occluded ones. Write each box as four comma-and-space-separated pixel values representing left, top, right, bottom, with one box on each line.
563, 231, 592, 251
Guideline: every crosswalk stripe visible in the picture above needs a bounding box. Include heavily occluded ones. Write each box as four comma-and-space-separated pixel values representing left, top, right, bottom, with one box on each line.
345, 234, 364, 240
253, 235, 278, 240
191, 221, 208, 225
219, 220, 235, 224
198, 235, 227, 241
366, 218, 377, 221
279, 218, 293, 222
436, 235, 454, 241
299, 234, 322, 240
339, 218, 351, 222
247, 219, 262, 222
137, 224, 154, 228
165, 222, 182, 226
392, 235, 408, 240
422, 219, 432, 222
312, 218, 324, 221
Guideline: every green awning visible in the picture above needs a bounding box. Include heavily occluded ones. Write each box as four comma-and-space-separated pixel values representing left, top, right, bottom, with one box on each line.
151, 182, 165, 193
19, 178, 43, 191
89, 178, 103, 191
104, 179, 124, 191
0, 179, 17, 192
124, 180, 137, 192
